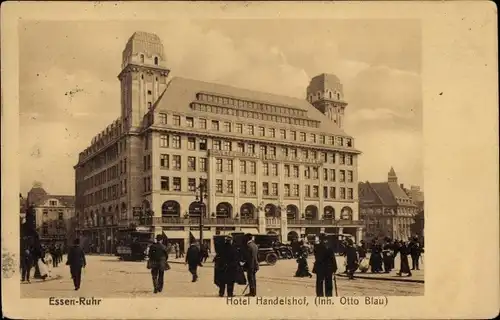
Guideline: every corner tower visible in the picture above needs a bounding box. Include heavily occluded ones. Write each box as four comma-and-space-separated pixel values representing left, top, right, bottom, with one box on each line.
118, 32, 171, 131
306, 73, 347, 128
388, 167, 398, 183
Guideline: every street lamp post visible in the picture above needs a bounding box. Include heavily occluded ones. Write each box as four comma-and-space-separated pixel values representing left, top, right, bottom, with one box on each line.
195, 180, 208, 246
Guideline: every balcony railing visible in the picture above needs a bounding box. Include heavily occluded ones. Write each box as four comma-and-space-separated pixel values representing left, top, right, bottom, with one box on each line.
208, 149, 323, 165
152, 217, 258, 226
287, 219, 363, 226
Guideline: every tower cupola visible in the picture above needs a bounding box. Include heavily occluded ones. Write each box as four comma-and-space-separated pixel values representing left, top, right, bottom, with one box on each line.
306, 73, 347, 128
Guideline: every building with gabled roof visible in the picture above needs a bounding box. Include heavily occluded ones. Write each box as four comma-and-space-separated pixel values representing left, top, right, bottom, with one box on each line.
358, 167, 420, 241
24, 186, 77, 246
74, 31, 363, 254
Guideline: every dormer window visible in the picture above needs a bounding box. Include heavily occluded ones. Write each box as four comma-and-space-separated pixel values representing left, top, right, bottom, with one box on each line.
154, 57, 159, 65
140, 54, 145, 63
329, 92, 332, 99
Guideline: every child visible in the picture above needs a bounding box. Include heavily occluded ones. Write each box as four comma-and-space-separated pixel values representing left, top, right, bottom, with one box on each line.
44, 251, 53, 278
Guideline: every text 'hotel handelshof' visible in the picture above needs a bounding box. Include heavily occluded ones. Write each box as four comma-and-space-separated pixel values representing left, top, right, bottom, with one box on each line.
74, 32, 363, 253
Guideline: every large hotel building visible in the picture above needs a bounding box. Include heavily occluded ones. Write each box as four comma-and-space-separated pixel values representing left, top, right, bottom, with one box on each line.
74, 32, 363, 253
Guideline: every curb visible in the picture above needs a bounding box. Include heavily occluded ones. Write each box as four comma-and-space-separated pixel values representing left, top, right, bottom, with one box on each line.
336, 273, 424, 284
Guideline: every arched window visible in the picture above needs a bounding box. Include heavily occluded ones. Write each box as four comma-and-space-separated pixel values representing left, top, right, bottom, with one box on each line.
140, 54, 145, 63
154, 57, 159, 65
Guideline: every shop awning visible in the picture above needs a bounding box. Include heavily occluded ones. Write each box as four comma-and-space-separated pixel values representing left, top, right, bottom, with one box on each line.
190, 230, 214, 240
163, 230, 187, 239
240, 228, 259, 235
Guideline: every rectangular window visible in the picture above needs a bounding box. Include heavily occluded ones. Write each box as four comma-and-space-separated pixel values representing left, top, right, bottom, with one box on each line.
199, 138, 207, 150
304, 167, 310, 179
330, 187, 336, 199
172, 155, 181, 170
262, 182, 269, 196
187, 137, 196, 150
249, 181, 257, 195
159, 113, 167, 124
240, 181, 247, 194
199, 118, 207, 129
348, 188, 353, 199
323, 186, 328, 198
237, 143, 245, 153
247, 125, 254, 135
284, 184, 290, 197
258, 126, 265, 136
323, 168, 328, 180
347, 170, 353, 182
271, 163, 278, 176
284, 165, 290, 177
336, 137, 343, 146
224, 122, 231, 132
293, 184, 299, 197
347, 154, 353, 165
346, 138, 352, 147
340, 170, 345, 182
199, 158, 207, 172
160, 134, 169, 148
187, 156, 196, 171
340, 187, 346, 199
260, 145, 266, 155
312, 167, 319, 179
249, 161, 256, 174
223, 141, 232, 151
291, 148, 297, 158
216, 159, 223, 172
271, 183, 278, 196
240, 160, 246, 174
310, 134, 316, 143
173, 115, 181, 126
212, 120, 219, 131
263, 163, 269, 176
236, 123, 243, 133
268, 146, 276, 156
248, 144, 255, 154
173, 177, 181, 191
226, 180, 233, 194
186, 117, 194, 127
216, 179, 223, 193
188, 178, 196, 192
320, 135, 326, 144
160, 177, 169, 190
280, 129, 286, 139
339, 153, 345, 165
300, 132, 306, 141
305, 185, 311, 197
293, 165, 299, 178
172, 135, 181, 149
312, 186, 319, 197
213, 140, 221, 150
330, 169, 336, 181
225, 159, 233, 173
291, 131, 297, 140
269, 128, 276, 138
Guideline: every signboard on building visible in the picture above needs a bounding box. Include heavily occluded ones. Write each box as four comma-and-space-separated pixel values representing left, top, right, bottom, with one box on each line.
190, 227, 211, 231
135, 226, 152, 232
163, 227, 184, 231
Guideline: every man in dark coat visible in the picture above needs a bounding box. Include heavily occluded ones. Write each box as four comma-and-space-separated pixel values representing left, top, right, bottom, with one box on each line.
148, 234, 169, 293
186, 242, 202, 282
410, 241, 422, 270
344, 239, 358, 280
66, 238, 86, 290
20, 243, 34, 283
214, 236, 239, 297
382, 239, 393, 273
313, 235, 338, 296
242, 233, 259, 296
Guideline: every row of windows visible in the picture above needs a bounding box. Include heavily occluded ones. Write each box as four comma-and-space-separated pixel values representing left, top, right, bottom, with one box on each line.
155, 177, 354, 199
83, 139, 126, 175
84, 179, 128, 206
157, 113, 353, 147
158, 135, 354, 164
190, 103, 320, 128
196, 93, 308, 118
84, 159, 127, 191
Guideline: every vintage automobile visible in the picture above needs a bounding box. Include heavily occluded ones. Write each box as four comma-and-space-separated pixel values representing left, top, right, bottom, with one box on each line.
213, 233, 279, 265
115, 227, 153, 261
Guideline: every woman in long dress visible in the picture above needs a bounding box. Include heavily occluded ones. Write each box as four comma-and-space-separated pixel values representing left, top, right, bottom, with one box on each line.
294, 242, 312, 278
397, 241, 412, 277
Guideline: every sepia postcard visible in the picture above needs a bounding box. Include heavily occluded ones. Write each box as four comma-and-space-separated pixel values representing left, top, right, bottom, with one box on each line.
1, 1, 498, 319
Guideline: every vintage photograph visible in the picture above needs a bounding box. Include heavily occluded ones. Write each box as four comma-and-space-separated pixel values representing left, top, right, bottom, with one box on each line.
17, 19, 425, 299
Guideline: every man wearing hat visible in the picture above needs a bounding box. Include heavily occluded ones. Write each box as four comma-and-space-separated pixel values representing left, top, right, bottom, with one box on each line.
214, 235, 239, 297
242, 233, 259, 296
344, 238, 359, 280
148, 234, 169, 293
186, 241, 202, 282
313, 233, 337, 296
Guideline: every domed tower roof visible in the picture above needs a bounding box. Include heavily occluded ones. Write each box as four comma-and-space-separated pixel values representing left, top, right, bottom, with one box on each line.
122, 31, 166, 69
307, 73, 344, 96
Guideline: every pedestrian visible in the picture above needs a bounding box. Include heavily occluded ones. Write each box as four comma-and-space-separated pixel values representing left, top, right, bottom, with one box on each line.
201, 243, 209, 263
56, 244, 63, 265
66, 238, 87, 290
44, 251, 53, 277
148, 234, 169, 293
179, 245, 185, 258
344, 239, 358, 280
410, 241, 422, 270
369, 241, 383, 273
357, 241, 369, 273
312, 234, 337, 296
174, 243, 179, 259
186, 241, 202, 282
397, 241, 412, 277
382, 239, 393, 273
294, 241, 312, 278
214, 235, 239, 297
242, 233, 259, 296
20, 244, 33, 283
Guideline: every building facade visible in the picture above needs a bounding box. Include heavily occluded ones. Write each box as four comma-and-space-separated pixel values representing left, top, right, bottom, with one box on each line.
358, 168, 420, 241
74, 32, 363, 253
25, 186, 76, 246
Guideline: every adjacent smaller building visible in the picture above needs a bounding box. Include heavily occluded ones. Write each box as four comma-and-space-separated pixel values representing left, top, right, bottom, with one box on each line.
358, 167, 420, 241
25, 186, 77, 246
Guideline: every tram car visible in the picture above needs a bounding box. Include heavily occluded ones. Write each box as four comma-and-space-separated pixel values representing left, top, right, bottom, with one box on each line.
115, 227, 154, 261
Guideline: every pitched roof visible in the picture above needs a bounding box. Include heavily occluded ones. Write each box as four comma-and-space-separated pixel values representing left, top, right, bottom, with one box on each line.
369, 183, 399, 206
388, 167, 396, 176
154, 77, 351, 137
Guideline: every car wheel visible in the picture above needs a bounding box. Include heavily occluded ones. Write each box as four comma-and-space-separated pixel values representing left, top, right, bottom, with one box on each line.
266, 253, 278, 265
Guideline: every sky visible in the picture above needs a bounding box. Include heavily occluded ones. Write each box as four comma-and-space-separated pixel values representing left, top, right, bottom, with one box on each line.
19, 19, 422, 195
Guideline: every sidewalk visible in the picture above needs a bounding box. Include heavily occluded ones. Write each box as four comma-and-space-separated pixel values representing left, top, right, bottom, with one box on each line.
336, 271, 424, 283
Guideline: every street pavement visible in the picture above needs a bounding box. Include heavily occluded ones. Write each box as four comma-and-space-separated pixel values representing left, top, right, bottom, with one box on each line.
21, 255, 423, 298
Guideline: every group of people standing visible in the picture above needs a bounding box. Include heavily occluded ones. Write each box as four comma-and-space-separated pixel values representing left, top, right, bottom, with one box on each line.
366, 237, 423, 276
20, 241, 64, 282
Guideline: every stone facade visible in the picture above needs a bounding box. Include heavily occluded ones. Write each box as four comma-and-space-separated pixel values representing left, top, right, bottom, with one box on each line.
74, 32, 364, 253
